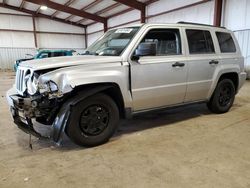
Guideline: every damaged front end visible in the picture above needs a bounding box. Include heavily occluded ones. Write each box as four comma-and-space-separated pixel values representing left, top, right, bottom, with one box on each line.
8, 67, 73, 142
10, 94, 62, 138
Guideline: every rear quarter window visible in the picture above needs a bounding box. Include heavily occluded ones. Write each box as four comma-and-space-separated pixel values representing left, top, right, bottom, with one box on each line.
216, 32, 236, 53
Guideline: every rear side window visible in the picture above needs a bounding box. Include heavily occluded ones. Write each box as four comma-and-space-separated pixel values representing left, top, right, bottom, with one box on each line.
186, 29, 215, 54
216, 32, 236, 53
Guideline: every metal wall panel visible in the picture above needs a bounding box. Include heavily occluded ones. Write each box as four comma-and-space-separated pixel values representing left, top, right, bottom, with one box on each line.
223, 0, 250, 76
0, 48, 85, 70
0, 47, 35, 70
234, 30, 250, 74
147, 1, 214, 24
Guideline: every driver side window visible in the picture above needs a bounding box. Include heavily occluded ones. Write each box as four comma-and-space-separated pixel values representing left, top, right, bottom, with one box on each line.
139, 29, 182, 56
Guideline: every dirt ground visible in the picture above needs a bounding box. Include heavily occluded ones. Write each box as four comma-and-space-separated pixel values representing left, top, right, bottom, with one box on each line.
0, 71, 250, 188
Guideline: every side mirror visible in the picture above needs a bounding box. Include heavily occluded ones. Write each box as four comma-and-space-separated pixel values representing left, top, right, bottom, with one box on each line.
135, 42, 157, 57
131, 55, 140, 61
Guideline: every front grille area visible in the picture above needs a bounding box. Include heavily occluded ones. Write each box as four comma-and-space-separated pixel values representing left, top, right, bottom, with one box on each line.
16, 68, 28, 95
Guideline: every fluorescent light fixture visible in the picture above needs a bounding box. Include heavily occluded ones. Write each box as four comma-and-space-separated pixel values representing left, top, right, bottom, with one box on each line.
40, 5, 48, 10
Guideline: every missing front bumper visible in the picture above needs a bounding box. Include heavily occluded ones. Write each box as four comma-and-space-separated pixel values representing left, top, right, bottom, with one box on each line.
11, 106, 44, 138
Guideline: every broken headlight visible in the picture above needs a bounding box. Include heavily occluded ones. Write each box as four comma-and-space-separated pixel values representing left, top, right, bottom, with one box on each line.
27, 73, 39, 95
39, 80, 59, 94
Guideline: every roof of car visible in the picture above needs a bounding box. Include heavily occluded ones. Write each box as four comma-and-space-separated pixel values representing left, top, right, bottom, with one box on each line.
38, 49, 74, 53
119, 22, 229, 32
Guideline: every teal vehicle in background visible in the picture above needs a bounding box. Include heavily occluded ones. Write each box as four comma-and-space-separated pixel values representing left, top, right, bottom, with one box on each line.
14, 49, 76, 71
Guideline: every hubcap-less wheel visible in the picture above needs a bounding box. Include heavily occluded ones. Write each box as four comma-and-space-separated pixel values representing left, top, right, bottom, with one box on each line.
207, 79, 235, 114
218, 83, 233, 107
66, 93, 119, 147
80, 105, 109, 136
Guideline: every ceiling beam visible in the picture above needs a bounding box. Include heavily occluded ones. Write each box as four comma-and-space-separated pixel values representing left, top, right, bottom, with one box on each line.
145, 0, 159, 5
76, 2, 121, 25
113, 0, 146, 23
64, 0, 102, 21
0, 3, 86, 28
51, 0, 75, 18
113, 0, 145, 11
108, 7, 134, 19
24, 0, 106, 23
86, 0, 163, 26
87, 7, 134, 26
36, 5, 41, 14
82, 0, 103, 10
19, 0, 26, 9
96, 2, 121, 15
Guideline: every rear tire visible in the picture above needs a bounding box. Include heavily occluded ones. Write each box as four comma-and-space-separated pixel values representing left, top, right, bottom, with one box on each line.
66, 93, 119, 147
207, 79, 235, 114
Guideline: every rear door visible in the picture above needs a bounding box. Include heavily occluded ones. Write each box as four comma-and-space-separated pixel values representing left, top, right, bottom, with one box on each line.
184, 28, 220, 102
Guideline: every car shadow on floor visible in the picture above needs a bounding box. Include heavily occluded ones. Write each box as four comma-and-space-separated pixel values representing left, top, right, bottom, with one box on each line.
17, 103, 220, 150
115, 103, 211, 137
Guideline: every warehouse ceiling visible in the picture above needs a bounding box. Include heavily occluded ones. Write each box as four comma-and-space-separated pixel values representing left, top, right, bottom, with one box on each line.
0, 0, 158, 28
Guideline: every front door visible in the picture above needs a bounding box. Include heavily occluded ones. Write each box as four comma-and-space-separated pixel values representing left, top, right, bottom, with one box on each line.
130, 28, 188, 111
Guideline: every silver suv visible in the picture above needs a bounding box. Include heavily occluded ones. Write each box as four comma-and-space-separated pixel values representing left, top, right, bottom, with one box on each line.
7, 22, 247, 147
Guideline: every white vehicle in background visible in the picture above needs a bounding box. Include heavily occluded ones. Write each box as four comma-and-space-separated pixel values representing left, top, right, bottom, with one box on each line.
7, 22, 247, 147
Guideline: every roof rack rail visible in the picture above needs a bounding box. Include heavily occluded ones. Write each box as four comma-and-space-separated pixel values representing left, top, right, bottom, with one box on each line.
177, 21, 226, 29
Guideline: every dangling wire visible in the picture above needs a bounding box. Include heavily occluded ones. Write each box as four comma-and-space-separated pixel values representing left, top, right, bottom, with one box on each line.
29, 134, 33, 150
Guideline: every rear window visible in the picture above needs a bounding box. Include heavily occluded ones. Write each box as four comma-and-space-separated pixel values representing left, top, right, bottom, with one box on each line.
186, 29, 215, 54
216, 32, 236, 53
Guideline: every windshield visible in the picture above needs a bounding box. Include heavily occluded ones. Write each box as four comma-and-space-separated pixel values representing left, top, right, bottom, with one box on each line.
85, 27, 140, 56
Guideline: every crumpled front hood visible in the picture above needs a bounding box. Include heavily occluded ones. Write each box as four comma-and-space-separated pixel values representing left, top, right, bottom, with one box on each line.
20, 55, 123, 70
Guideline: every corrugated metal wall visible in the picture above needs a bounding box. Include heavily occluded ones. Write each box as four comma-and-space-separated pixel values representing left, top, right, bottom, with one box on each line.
87, 0, 214, 46
222, 0, 250, 76
0, 7, 85, 70
234, 30, 250, 69
0, 47, 35, 70
0, 48, 85, 70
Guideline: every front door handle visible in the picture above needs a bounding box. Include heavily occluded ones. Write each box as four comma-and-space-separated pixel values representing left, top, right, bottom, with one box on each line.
172, 62, 185, 67
209, 60, 219, 65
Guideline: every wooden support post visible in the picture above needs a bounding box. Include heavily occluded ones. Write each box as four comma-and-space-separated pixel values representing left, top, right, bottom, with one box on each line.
104, 21, 108, 32
214, 0, 223, 26
32, 16, 38, 48
141, 6, 146, 23
84, 27, 88, 48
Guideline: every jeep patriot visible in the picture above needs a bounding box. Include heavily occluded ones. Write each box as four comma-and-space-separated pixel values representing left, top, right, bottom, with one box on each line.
7, 22, 247, 147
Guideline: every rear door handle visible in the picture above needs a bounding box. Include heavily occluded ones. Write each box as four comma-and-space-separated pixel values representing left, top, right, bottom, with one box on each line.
209, 60, 219, 65
172, 62, 185, 67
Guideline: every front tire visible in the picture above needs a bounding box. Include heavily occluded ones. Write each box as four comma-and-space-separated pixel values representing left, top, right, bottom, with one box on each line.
207, 79, 236, 114
66, 93, 119, 147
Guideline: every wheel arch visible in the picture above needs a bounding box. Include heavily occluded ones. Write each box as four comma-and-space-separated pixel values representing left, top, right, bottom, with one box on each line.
72, 82, 126, 118
52, 82, 127, 143
208, 71, 239, 100
218, 72, 239, 92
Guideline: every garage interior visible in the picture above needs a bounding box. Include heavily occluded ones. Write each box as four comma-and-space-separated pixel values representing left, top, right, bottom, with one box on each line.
0, 0, 250, 187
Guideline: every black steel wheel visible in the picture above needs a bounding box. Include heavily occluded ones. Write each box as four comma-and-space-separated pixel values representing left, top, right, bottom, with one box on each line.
80, 105, 109, 136
66, 93, 119, 147
207, 79, 235, 114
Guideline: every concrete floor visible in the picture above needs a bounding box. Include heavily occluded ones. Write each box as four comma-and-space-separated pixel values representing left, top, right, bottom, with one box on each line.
0, 71, 250, 188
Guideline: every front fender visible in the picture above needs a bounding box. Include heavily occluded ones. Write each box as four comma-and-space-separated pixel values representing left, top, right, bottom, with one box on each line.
52, 85, 113, 143
38, 64, 132, 109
